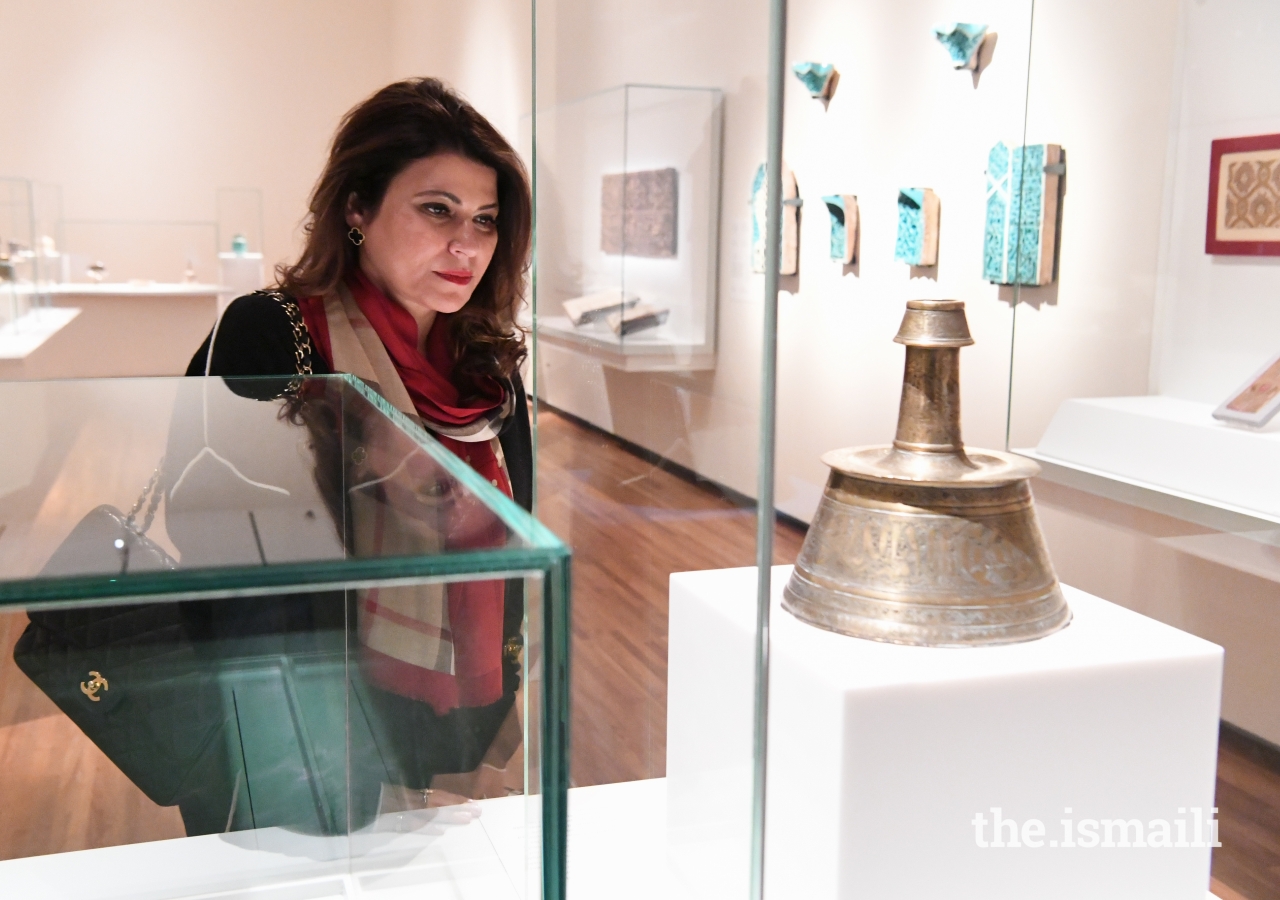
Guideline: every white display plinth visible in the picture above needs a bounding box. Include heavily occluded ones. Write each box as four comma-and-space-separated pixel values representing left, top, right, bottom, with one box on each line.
218, 252, 266, 312
1028, 395, 1280, 523
525, 314, 716, 372
0, 306, 80, 358
0, 795, 530, 900
667, 566, 1224, 900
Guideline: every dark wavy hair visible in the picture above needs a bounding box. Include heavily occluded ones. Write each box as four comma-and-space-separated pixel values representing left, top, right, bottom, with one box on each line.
277, 78, 530, 397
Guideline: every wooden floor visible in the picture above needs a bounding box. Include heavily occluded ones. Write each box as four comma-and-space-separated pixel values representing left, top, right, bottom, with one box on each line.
1215, 726, 1280, 899
534, 407, 804, 786
0, 403, 1277, 900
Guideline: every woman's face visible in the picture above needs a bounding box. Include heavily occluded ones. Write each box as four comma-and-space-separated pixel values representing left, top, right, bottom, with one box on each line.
348, 152, 500, 320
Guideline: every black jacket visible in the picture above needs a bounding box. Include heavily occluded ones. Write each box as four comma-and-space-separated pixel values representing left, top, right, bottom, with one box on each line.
180, 291, 533, 815
186, 291, 533, 513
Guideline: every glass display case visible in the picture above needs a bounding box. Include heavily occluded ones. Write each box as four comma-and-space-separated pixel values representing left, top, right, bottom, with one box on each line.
0, 178, 62, 321
525, 84, 722, 372
0, 178, 76, 361
1000, 2, 1278, 894
0, 375, 569, 900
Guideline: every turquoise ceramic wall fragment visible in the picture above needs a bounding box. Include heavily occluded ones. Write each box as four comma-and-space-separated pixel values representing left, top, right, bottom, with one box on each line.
983, 141, 1064, 286
933, 22, 988, 69
751, 162, 800, 275
792, 62, 839, 101
894, 188, 940, 267
822, 195, 858, 264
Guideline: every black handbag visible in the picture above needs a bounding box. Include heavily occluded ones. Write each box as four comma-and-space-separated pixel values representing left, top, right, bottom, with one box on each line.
12, 467, 388, 836
11, 486, 250, 834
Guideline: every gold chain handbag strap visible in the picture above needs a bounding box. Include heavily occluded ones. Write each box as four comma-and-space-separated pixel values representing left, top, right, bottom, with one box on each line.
124, 461, 165, 536
262, 289, 314, 392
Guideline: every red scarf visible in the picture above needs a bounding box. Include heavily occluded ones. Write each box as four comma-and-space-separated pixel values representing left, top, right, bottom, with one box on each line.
300, 274, 512, 715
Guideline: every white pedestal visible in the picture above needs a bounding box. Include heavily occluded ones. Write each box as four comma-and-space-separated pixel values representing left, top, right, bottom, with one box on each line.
667, 566, 1224, 900
17, 283, 220, 378
1029, 394, 1280, 522
0, 795, 532, 900
218, 252, 266, 312
0, 306, 79, 358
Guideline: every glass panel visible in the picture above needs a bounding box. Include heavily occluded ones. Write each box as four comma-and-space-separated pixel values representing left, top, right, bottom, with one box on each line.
0, 375, 564, 899
1009, 2, 1277, 896
529, 2, 787, 897
0, 376, 555, 602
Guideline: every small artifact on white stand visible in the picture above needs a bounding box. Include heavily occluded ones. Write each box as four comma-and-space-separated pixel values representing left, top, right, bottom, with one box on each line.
1213, 350, 1280, 427
562, 290, 641, 326
607, 303, 669, 336
86, 261, 107, 283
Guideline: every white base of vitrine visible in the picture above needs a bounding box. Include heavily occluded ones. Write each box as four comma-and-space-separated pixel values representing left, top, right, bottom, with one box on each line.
1027, 394, 1280, 523
533, 315, 715, 371
666, 565, 1224, 900
0, 306, 80, 358
0, 795, 531, 899
0, 774, 1228, 900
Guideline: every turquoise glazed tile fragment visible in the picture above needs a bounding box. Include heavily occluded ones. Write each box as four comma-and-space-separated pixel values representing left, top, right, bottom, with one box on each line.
822, 195, 858, 264
751, 161, 800, 275
933, 22, 988, 69
983, 141, 1064, 285
792, 62, 839, 101
895, 188, 940, 266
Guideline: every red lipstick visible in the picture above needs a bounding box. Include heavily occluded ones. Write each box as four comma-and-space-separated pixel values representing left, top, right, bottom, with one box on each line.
435, 270, 473, 286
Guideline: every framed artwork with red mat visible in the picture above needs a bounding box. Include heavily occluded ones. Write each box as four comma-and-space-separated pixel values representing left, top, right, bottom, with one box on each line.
1206, 132, 1280, 256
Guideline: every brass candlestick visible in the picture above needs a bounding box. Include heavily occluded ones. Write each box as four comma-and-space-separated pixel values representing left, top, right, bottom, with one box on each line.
783, 299, 1069, 647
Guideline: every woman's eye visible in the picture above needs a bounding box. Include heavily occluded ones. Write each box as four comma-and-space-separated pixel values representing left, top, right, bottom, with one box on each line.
475, 215, 497, 230
422, 203, 450, 216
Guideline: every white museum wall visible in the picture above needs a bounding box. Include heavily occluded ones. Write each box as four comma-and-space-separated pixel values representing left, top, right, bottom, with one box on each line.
1006, 0, 1182, 446
771, 0, 1032, 521
0, 0, 401, 283
0, 0, 1195, 516
1150, 0, 1280, 404
0, 0, 525, 376
528, 0, 1185, 524
1023, 0, 1280, 746
388, 0, 532, 146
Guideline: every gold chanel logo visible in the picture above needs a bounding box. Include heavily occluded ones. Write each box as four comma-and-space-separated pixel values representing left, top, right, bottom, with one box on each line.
504, 636, 523, 665
80, 671, 109, 702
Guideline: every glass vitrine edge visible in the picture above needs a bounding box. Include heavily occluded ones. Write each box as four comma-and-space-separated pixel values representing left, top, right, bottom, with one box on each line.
340, 374, 566, 550
525, 82, 722, 117
0, 546, 567, 608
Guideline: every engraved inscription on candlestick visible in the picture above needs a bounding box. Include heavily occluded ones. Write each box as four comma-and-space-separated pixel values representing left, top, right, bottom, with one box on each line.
783, 299, 1070, 647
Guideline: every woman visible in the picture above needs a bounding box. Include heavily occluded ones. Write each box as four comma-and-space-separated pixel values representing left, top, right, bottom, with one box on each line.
187, 78, 533, 817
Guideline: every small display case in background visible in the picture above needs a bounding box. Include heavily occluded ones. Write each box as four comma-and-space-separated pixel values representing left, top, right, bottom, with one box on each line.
524, 84, 723, 371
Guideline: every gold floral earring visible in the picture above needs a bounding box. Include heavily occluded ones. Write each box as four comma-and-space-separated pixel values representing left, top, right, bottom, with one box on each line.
348, 226, 365, 246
